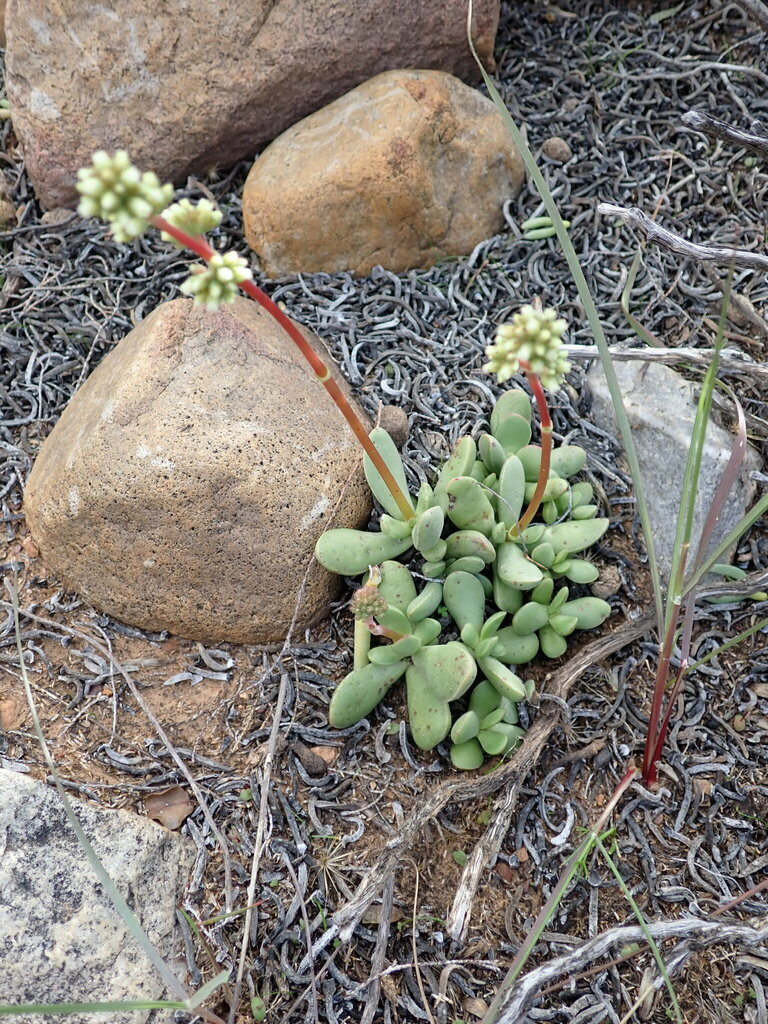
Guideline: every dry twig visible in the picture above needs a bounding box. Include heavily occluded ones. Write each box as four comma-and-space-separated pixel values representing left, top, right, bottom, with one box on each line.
597, 203, 768, 272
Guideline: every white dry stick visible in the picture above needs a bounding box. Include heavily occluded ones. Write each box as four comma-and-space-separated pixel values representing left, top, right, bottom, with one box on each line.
560, 343, 768, 378
597, 202, 768, 272
493, 918, 768, 1024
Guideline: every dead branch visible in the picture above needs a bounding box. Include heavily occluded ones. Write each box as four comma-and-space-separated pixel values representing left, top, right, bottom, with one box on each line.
682, 108, 768, 158
730, 0, 768, 33
597, 203, 768, 272
561, 343, 768, 378
492, 917, 768, 1024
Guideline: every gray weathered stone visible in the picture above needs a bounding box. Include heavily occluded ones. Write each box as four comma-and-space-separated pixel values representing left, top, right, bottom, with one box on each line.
243, 69, 525, 277
586, 360, 762, 578
0, 768, 194, 1024
5, 0, 499, 210
23, 297, 371, 643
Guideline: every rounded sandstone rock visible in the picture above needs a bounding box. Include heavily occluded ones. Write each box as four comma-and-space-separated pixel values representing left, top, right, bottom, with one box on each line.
243, 69, 525, 277
24, 297, 372, 643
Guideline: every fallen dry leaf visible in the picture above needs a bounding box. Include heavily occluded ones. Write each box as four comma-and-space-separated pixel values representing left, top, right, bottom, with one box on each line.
463, 996, 490, 1017
144, 786, 194, 830
309, 745, 339, 767
0, 698, 23, 731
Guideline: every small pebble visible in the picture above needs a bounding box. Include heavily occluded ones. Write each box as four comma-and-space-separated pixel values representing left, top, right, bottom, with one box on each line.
376, 403, 409, 448
542, 136, 572, 163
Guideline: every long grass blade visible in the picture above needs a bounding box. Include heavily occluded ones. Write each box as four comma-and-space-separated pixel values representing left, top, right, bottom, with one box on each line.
466, 1, 663, 630
594, 835, 682, 1023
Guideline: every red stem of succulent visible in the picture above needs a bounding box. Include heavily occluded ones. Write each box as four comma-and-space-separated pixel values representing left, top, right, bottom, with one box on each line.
366, 617, 404, 642
152, 216, 416, 522
514, 364, 553, 534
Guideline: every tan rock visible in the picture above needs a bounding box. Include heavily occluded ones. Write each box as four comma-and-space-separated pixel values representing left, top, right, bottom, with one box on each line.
242, 69, 525, 276
5, 0, 500, 210
24, 297, 372, 643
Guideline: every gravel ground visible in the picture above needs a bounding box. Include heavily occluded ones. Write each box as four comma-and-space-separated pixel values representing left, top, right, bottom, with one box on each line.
1, 2, 768, 1023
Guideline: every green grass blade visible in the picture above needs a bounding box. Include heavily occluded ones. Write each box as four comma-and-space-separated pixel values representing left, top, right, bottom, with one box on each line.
595, 835, 682, 1023
686, 617, 768, 673
466, 2, 663, 630
683, 490, 768, 595
665, 271, 731, 629
0, 1001, 186, 1016
186, 969, 231, 1010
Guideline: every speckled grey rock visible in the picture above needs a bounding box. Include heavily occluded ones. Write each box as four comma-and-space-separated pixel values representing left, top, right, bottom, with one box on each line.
586, 359, 762, 578
0, 768, 194, 1024
23, 297, 371, 642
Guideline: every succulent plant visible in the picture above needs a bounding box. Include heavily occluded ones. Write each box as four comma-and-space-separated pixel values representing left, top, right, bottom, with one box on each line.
315, 388, 613, 766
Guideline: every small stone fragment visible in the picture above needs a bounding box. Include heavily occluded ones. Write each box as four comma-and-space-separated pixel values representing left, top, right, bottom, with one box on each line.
542, 135, 572, 163
0, 768, 193, 1023
376, 404, 410, 449
586, 360, 762, 579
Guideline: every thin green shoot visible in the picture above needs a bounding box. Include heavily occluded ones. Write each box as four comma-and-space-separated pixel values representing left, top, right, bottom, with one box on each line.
593, 834, 682, 1024
481, 767, 638, 1024
685, 616, 768, 674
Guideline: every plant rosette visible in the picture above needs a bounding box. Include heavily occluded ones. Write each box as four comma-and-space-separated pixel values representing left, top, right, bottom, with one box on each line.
315, 389, 612, 767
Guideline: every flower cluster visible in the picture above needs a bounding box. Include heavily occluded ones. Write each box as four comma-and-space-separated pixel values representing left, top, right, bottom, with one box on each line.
160, 198, 222, 246
76, 150, 173, 243
179, 251, 252, 310
484, 304, 571, 391
349, 582, 389, 621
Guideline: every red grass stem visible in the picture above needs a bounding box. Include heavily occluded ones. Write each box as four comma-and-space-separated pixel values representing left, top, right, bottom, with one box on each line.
151, 216, 416, 522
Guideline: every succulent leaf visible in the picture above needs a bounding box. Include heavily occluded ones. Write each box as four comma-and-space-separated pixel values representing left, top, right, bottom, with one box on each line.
496, 541, 544, 589
493, 413, 533, 454
517, 445, 542, 482
451, 738, 485, 770
539, 624, 568, 658
412, 505, 445, 554
492, 627, 540, 664
493, 571, 525, 614
368, 634, 422, 664
315, 529, 411, 575
478, 656, 527, 701
450, 710, 481, 744
479, 433, 507, 474
328, 660, 408, 728
406, 581, 444, 622
512, 602, 549, 636
541, 519, 610, 555
496, 454, 527, 528
412, 617, 442, 646
445, 476, 496, 535
377, 561, 418, 612
549, 445, 587, 478
481, 610, 507, 639
443, 571, 487, 633
469, 680, 503, 718
444, 530, 496, 564
559, 596, 611, 629
434, 437, 477, 510
491, 389, 532, 432
548, 613, 579, 637
379, 514, 414, 539
445, 555, 487, 576
364, 428, 413, 521
560, 559, 599, 584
